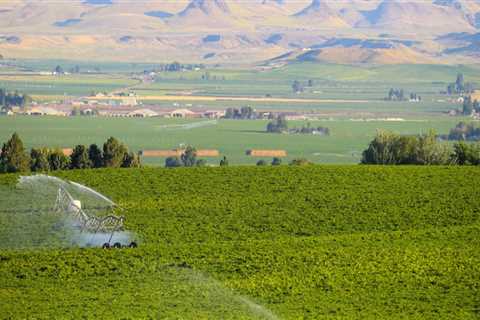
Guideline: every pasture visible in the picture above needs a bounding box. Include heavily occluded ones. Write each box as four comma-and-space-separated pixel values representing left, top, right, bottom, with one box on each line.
0, 116, 469, 165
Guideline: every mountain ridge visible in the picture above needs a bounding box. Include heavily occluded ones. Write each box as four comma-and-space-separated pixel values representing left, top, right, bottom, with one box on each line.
0, 0, 478, 64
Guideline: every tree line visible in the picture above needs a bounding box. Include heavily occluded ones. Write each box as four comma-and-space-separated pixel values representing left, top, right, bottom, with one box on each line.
0, 133, 140, 173
0, 89, 32, 110
362, 130, 480, 165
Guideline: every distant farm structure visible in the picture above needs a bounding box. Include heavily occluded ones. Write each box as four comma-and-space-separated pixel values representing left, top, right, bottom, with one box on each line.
246, 150, 287, 157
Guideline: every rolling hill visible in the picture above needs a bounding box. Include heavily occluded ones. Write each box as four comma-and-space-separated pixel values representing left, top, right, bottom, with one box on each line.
0, 0, 478, 64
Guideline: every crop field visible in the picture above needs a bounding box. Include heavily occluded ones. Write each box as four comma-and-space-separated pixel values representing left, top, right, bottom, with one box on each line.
0, 74, 137, 99
0, 166, 479, 318
0, 116, 469, 164
1, 61, 478, 115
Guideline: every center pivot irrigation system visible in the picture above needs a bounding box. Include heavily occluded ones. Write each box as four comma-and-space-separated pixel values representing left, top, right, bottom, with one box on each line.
54, 186, 137, 249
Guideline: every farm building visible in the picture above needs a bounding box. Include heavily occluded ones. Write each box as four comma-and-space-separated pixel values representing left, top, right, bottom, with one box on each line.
140, 149, 220, 157
127, 109, 158, 118
26, 107, 66, 116
246, 150, 287, 157
169, 109, 199, 118
204, 110, 225, 119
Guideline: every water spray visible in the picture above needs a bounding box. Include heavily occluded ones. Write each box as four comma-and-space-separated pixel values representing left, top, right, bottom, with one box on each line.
0, 174, 138, 249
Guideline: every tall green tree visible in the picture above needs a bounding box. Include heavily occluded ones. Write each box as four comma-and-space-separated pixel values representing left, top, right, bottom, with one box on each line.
0, 132, 30, 173
456, 73, 464, 93
70, 145, 92, 169
48, 149, 70, 171
463, 96, 473, 115
30, 148, 50, 172
181, 146, 197, 167
88, 144, 103, 168
103, 137, 128, 168
122, 152, 141, 168
414, 131, 450, 165
452, 142, 480, 165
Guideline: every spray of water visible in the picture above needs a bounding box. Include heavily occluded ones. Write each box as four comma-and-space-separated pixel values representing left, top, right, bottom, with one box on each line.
69, 181, 116, 206
0, 174, 134, 249
153, 266, 280, 320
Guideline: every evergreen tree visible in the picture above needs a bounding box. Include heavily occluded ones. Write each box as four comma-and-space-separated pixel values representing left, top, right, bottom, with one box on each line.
88, 144, 103, 168
30, 148, 50, 172
70, 145, 92, 169
103, 137, 128, 168
122, 152, 141, 168
456, 73, 465, 93
0, 133, 30, 173
181, 146, 197, 167
48, 149, 70, 170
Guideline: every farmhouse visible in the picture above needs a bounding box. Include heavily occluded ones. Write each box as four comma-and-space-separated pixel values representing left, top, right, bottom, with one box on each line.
246, 149, 287, 157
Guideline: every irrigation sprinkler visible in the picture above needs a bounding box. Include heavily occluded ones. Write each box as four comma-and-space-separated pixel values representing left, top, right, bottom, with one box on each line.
54, 186, 136, 249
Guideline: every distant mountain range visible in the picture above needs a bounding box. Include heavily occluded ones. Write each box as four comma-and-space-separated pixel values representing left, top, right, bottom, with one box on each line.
0, 0, 479, 64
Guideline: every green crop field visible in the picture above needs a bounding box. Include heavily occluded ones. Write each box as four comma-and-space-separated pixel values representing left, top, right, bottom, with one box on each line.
0, 116, 468, 165
1, 61, 478, 113
0, 166, 479, 319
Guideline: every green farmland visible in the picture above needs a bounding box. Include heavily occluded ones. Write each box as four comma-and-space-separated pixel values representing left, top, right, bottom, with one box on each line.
1, 61, 479, 113
0, 116, 469, 165
0, 166, 479, 318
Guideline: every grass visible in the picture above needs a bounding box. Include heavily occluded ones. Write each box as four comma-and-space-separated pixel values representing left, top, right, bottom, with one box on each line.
0, 166, 479, 318
0, 116, 467, 165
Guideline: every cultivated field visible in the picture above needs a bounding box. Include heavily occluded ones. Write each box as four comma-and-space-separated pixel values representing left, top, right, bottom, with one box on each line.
0, 116, 468, 165
1, 61, 479, 116
0, 166, 479, 318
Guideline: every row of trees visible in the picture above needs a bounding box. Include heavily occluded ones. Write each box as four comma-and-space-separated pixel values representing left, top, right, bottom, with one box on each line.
292, 80, 314, 93
442, 122, 480, 141
386, 89, 421, 102
164, 146, 207, 168
291, 124, 330, 136
361, 130, 480, 165
0, 133, 140, 173
446, 73, 475, 95
0, 89, 32, 109
224, 106, 256, 120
